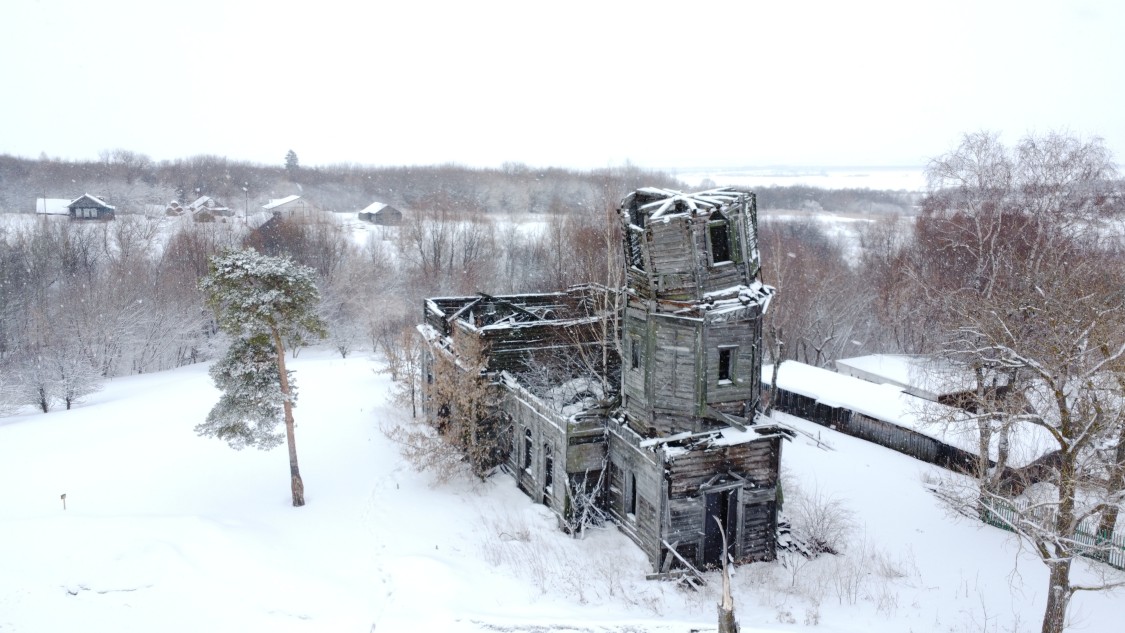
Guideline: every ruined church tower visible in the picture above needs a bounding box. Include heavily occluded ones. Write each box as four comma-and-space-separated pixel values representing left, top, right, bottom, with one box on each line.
618, 188, 774, 437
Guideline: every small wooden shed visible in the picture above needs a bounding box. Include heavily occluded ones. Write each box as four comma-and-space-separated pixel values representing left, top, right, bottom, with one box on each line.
359, 201, 403, 226
67, 194, 115, 221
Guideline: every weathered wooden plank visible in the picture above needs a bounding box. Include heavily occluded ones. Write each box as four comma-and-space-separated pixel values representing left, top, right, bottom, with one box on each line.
565, 441, 606, 473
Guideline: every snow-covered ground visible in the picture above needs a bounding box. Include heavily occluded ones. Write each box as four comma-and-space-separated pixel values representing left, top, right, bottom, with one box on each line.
1, 349, 1121, 632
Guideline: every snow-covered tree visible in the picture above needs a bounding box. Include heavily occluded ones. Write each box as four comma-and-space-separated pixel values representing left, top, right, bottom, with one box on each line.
13, 352, 57, 413
196, 334, 287, 450
199, 248, 327, 507
49, 343, 102, 410
381, 325, 423, 418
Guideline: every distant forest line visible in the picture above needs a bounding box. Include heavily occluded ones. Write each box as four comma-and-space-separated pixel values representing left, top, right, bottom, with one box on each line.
0, 152, 919, 216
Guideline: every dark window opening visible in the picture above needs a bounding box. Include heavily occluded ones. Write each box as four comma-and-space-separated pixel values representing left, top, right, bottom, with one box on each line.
630, 205, 646, 228
543, 444, 553, 504
627, 472, 637, 516
719, 348, 733, 382
627, 230, 645, 270
710, 222, 731, 264
523, 429, 533, 471
630, 337, 640, 370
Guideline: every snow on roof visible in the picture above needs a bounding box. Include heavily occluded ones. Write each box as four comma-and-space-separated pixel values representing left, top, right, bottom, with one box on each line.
639, 420, 789, 459
35, 198, 72, 214
635, 187, 750, 221
263, 195, 301, 210
834, 354, 1000, 400
704, 282, 775, 316
186, 195, 227, 211
360, 201, 388, 214
764, 361, 1049, 466
766, 361, 921, 421
67, 193, 115, 209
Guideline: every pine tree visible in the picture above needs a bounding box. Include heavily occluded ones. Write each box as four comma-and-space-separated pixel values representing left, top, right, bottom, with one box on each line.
196, 334, 288, 451
199, 248, 327, 506
284, 150, 299, 180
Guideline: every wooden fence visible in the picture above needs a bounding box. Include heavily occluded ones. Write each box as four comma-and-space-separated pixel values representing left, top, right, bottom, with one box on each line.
981, 497, 1125, 571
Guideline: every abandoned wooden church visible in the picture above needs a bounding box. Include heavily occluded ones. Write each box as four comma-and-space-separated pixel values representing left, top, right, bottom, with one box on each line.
420, 187, 786, 576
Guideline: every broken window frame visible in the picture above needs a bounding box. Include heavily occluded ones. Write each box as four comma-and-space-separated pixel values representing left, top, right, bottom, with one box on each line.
718, 345, 736, 384
708, 219, 732, 265
626, 227, 646, 271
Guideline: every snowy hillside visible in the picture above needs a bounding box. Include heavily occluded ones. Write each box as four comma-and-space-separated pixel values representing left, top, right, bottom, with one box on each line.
1, 349, 1120, 632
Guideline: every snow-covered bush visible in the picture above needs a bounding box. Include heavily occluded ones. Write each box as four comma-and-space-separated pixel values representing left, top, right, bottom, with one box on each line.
786, 483, 857, 556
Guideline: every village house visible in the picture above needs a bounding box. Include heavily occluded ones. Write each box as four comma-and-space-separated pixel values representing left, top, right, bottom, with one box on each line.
263, 194, 319, 220
67, 194, 115, 220
186, 195, 234, 219
358, 201, 403, 226
420, 188, 786, 578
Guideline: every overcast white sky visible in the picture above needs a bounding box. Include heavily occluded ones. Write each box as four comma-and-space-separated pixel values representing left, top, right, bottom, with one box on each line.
2, 0, 1122, 171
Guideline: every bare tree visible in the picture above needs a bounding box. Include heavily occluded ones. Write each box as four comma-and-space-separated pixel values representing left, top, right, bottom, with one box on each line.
856, 215, 930, 354
917, 131, 1124, 633
381, 325, 424, 419
396, 202, 500, 298
759, 219, 875, 367
13, 351, 57, 413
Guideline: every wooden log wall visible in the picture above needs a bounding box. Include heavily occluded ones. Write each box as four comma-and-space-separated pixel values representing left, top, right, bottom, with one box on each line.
628, 201, 760, 303
702, 311, 763, 411
503, 385, 570, 519
621, 309, 648, 426
605, 424, 664, 568
650, 315, 700, 415
769, 387, 979, 473
424, 289, 619, 378
624, 305, 766, 436
646, 217, 697, 300
500, 379, 614, 530
661, 435, 780, 567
